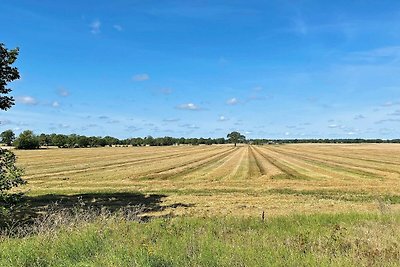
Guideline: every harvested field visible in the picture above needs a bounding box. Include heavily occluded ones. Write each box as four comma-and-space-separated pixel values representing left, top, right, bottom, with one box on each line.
14, 144, 400, 217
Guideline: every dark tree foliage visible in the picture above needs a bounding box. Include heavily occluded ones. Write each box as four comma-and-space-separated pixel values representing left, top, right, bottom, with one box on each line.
227, 131, 246, 146
0, 129, 15, 146
14, 130, 40, 149
18, 132, 400, 149
248, 138, 400, 144
0, 43, 25, 217
0, 150, 25, 206
0, 43, 19, 110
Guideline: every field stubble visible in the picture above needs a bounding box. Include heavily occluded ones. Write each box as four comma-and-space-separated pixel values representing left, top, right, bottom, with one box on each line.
14, 144, 400, 217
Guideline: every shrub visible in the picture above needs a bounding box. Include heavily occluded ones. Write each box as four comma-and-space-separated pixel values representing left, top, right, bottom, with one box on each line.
14, 130, 40, 149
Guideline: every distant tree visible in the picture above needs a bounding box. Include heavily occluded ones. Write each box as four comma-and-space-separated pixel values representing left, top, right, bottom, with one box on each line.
14, 130, 40, 149
215, 138, 226, 144
0, 129, 15, 146
0, 43, 25, 217
38, 133, 51, 147
103, 136, 119, 146
67, 134, 79, 147
77, 136, 90, 148
227, 131, 245, 147
97, 137, 108, 147
128, 137, 141, 146
53, 134, 68, 147
144, 136, 155, 146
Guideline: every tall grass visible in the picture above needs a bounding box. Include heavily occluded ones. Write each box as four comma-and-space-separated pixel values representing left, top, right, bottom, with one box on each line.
0, 208, 399, 266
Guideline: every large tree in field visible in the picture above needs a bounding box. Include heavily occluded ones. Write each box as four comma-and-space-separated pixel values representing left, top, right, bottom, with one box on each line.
0, 43, 25, 215
227, 131, 246, 147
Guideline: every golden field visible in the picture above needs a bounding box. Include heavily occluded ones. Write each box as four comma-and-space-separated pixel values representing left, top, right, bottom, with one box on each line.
14, 144, 400, 217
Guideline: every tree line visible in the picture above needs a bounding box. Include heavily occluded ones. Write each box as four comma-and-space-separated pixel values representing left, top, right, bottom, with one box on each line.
0, 130, 230, 149
1, 129, 399, 150
249, 138, 400, 144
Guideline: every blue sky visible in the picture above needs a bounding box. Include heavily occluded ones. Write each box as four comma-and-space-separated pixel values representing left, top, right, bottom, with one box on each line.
1, 0, 400, 139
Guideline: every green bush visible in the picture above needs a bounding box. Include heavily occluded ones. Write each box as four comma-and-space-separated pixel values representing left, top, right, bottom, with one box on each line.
14, 130, 40, 150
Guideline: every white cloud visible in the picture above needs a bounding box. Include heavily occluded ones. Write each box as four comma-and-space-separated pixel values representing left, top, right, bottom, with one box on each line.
59, 123, 70, 129
58, 88, 69, 97
113, 24, 123, 31
132, 73, 150, 81
52, 101, 60, 107
328, 124, 339, 128
218, 116, 228, 122
17, 96, 37, 105
176, 103, 200, 110
90, 20, 101, 34
382, 101, 400, 107
226, 97, 238, 105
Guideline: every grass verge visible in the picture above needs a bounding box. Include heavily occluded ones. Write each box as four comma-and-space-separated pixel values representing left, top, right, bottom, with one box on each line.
1, 210, 399, 266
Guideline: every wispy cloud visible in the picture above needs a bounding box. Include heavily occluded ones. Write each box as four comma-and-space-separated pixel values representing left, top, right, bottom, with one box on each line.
159, 88, 172, 95
218, 116, 228, 122
382, 101, 400, 107
113, 24, 123, 31
163, 118, 180, 122
0, 119, 12, 125
90, 19, 101, 34
132, 73, 150, 81
328, 124, 341, 128
52, 101, 60, 108
354, 114, 365, 120
292, 15, 308, 35
176, 103, 201, 111
126, 126, 141, 132
348, 46, 400, 63
218, 57, 229, 65
106, 119, 120, 124
58, 88, 69, 97
17, 96, 38, 105
226, 97, 238, 105
58, 123, 70, 129
389, 110, 400, 116
179, 124, 199, 129
375, 118, 400, 124
246, 86, 268, 102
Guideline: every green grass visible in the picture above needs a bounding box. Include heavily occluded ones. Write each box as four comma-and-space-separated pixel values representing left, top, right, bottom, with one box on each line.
1, 212, 400, 267
269, 188, 400, 204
